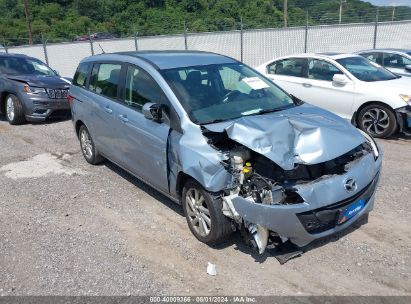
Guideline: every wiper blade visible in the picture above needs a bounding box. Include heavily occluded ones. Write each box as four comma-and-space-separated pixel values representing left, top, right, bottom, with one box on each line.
201, 119, 227, 125
256, 108, 284, 115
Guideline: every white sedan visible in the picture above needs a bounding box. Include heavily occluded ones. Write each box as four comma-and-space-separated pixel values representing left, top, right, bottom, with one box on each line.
255, 53, 411, 138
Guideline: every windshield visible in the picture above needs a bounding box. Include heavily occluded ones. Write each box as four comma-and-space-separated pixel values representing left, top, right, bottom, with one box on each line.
0, 57, 56, 76
161, 63, 295, 124
336, 56, 397, 82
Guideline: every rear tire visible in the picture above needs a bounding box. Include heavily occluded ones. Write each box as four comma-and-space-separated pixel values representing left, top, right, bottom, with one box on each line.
357, 103, 397, 138
5, 94, 26, 125
182, 179, 232, 245
78, 125, 104, 165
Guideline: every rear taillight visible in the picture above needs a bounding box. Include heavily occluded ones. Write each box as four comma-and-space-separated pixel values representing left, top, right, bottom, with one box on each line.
67, 95, 74, 106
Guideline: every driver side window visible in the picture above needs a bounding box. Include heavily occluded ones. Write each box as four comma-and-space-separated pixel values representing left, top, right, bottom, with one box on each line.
308, 59, 343, 81
124, 65, 164, 111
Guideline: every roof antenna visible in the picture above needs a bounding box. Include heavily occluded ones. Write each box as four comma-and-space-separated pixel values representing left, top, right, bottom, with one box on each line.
98, 44, 105, 54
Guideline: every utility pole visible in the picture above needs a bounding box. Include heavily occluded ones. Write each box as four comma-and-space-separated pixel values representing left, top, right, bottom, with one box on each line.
339, 0, 344, 24
23, 0, 33, 45
284, 0, 288, 28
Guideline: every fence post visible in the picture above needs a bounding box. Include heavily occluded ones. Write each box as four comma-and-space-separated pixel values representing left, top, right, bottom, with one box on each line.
304, 11, 309, 53
2, 38, 8, 53
134, 30, 139, 51
88, 29, 94, 55
184, 20, 188, 50
373, 8, 379, 49
41, 34, 49, 65
240, 16, 244, 62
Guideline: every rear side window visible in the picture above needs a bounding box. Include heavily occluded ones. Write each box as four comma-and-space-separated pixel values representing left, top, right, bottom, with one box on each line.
383, 53, 411, 68
267, 58, 307, 78
73, 62, 90, 88
89, 63, 122, 99
361, 52, 383, 65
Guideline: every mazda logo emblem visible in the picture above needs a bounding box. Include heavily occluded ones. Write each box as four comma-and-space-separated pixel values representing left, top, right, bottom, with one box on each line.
344, 178, 357, 192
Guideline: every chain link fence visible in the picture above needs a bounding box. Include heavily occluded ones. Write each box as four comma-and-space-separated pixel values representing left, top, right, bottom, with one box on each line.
1, 20, 410, 77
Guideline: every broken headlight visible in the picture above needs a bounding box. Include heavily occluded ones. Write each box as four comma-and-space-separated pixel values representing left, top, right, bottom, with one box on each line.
359, 129, 379, 160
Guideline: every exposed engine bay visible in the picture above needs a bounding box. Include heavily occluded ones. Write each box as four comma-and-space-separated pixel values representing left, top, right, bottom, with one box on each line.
202, 127, 373, 255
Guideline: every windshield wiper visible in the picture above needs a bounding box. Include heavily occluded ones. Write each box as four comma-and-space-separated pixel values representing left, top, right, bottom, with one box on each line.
256, 107, 289, 115
201, 118, 228, 125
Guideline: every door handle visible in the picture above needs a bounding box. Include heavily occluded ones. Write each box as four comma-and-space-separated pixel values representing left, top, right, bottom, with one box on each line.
104, 106, 113, 114
119, 114, 129, 123
302, 83, 312, 88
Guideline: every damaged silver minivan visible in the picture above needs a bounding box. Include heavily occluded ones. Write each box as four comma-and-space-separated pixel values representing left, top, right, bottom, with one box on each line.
70, 51, 382, 255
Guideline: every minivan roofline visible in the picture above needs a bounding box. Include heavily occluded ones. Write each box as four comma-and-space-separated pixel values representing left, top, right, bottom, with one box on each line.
81, 50, 238, 70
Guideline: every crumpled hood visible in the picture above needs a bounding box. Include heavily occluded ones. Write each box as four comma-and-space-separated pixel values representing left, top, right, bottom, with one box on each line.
204, 104, 366, 170
7, 75, 71, 88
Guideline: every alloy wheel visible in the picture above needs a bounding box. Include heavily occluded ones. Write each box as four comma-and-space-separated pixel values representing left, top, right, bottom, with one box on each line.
6, 97, 15, 122
80, 129, 93, 159
185, 188, 211, 237
361, 107, 390, 136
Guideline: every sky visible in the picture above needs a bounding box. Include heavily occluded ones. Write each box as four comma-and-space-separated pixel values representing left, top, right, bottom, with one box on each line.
365, 0, 411, 6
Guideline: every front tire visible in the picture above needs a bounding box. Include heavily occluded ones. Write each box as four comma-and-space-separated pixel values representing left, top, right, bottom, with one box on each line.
79, 125, 104, 165
6, 94, 26, 125
357, 103, 397, 138
182, 179, 232, 245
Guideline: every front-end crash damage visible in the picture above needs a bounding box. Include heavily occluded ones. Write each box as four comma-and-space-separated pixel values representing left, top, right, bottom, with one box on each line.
169, 105, 382, 255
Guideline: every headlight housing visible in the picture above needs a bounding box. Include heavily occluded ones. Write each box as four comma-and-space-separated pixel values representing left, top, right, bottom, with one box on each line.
400, 94, 411, 105
359, 129, 379, 160
23, 85, 46, 94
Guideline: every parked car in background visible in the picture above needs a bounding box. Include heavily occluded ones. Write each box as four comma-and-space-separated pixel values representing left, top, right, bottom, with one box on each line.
70, 51, 381, 255
356, 49, 411, 77
0, 53, 71, 124
255, 53, 411, 138
73, 35, 90, 42
90, 32, 118, 40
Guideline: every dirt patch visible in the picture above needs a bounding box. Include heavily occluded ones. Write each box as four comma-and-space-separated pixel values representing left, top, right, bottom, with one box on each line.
0, 153, 84, 179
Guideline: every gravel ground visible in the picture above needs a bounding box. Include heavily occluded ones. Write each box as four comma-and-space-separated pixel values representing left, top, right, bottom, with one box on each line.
0, 118, 410, 296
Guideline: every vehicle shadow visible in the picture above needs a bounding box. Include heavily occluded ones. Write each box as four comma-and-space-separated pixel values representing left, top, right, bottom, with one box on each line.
0, 114, 71, 124
380, 133, 411, 141
28, 116, 72, 125
217, 214, 369, 264
103, 161, 184, 217
101, 159, 370, 265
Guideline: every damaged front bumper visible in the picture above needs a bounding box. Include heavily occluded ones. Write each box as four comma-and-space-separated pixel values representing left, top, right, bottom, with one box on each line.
231, 152, 382, 247
395, 105, 411, 136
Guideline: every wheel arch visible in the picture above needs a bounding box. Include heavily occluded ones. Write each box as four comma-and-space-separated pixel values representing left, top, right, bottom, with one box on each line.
0, 91, 15, 114
75, 119, 86, 138
352, 101, 397, 126
175, 171, 192, 202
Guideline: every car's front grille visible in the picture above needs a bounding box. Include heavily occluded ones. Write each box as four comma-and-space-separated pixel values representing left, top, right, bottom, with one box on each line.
296, 174, 379, 234
47, 89, 69, 99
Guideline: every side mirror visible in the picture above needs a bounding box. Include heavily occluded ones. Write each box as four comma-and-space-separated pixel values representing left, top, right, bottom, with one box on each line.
405, 65, 411, 72
142, 102, 164, 122
333, 74, 349, 86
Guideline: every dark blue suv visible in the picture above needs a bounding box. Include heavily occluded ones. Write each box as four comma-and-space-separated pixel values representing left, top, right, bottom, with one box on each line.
0, 53, 71, 124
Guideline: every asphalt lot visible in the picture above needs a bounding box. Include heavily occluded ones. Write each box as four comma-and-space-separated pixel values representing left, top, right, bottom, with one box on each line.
0, 117, 410, 296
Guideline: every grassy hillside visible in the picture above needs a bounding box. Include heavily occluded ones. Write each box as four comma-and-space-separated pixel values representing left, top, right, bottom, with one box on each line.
1, 0, 410, 45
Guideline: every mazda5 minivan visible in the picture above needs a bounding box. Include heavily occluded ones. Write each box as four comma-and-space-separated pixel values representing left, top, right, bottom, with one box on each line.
70, 51, 381, 255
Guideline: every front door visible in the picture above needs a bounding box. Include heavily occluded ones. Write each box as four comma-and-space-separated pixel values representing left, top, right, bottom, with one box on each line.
116, 64, 170, 193
298, 58, 355, 120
